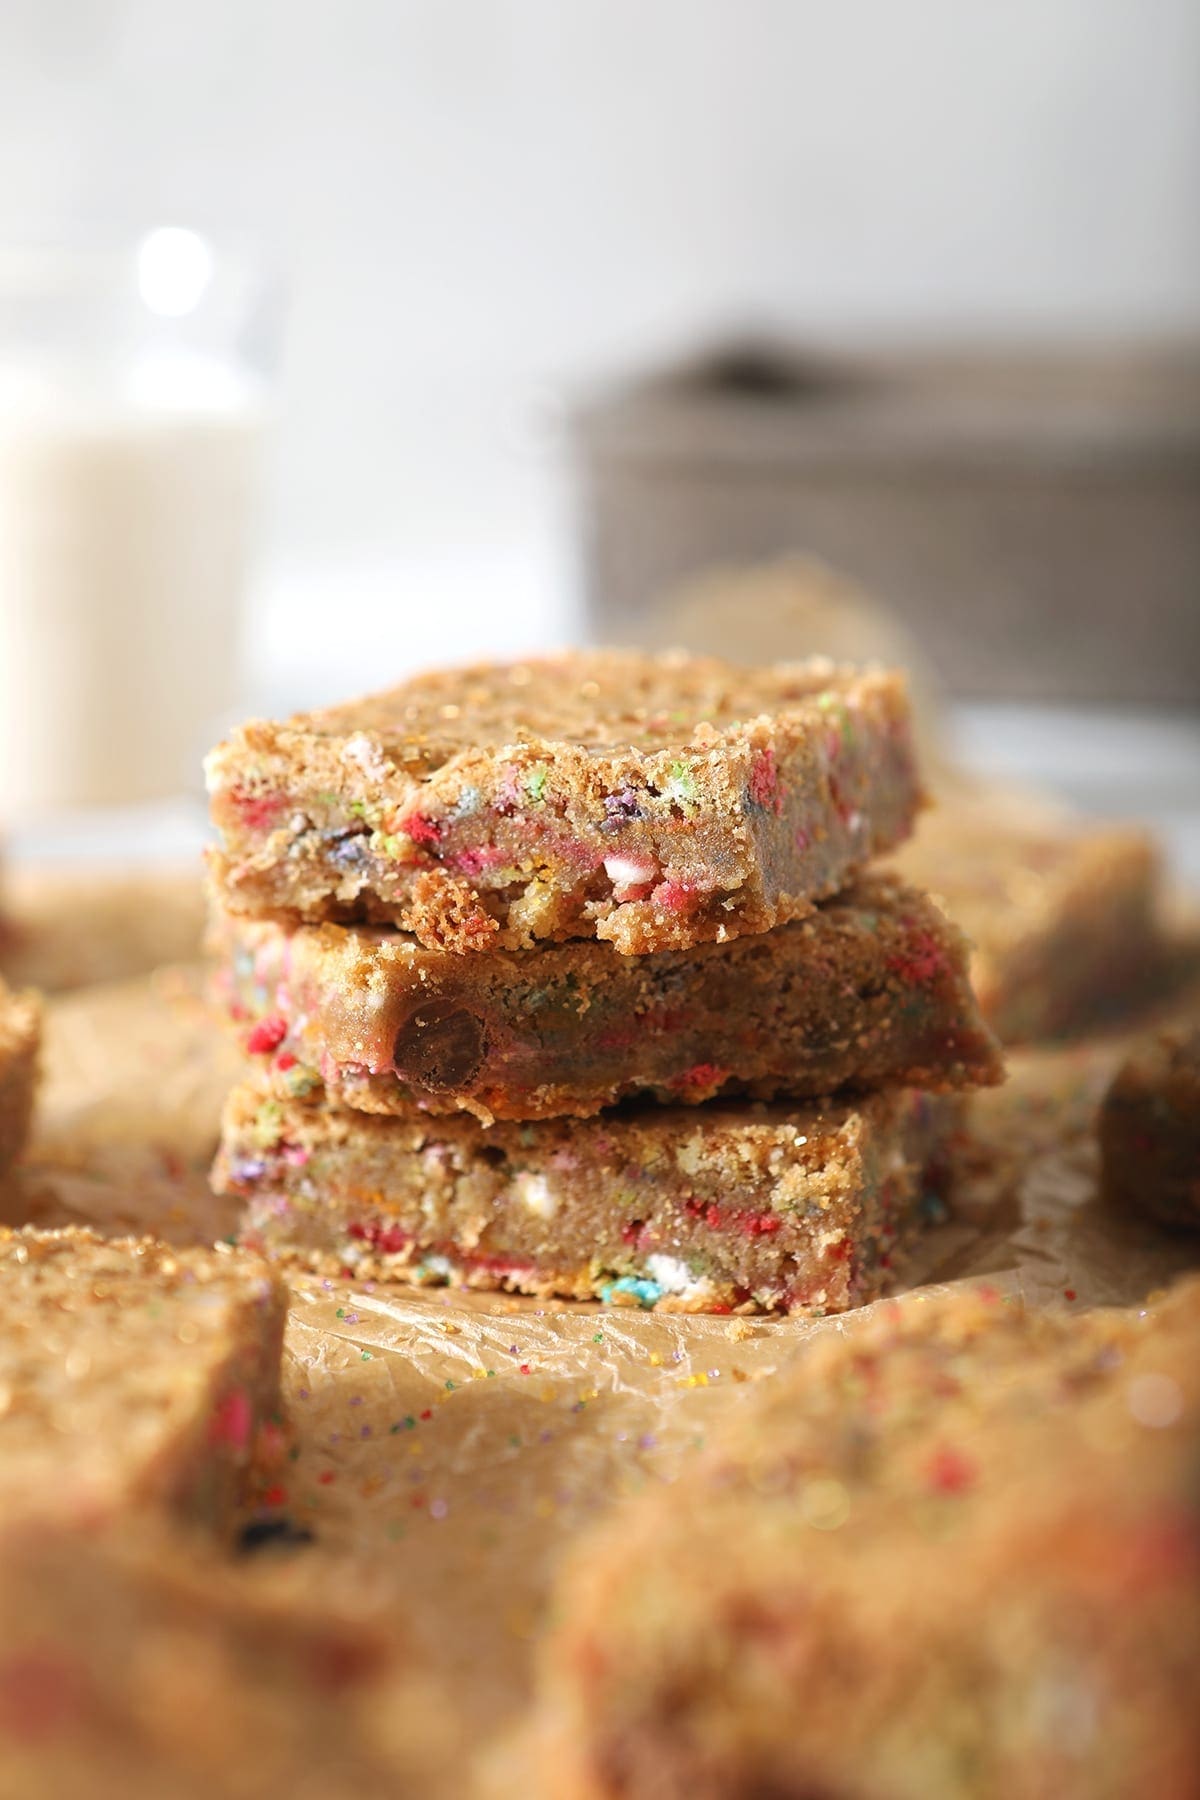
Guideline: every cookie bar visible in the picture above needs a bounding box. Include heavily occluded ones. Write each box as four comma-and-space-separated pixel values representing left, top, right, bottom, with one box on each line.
541, 1276, 1200, 1800
213, 872, 1002, 1123
1100, 1020, 1200, 1229
0, 1525, 445, 1800
0, 1227, 287, 1536
893, 785, 1164, 1042
0, 979, 39, 1177
206, 651, 921, 954
213, 1084, 953, 1315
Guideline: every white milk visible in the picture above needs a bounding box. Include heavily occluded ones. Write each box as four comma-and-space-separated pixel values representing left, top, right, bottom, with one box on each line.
0, 354, 264, 816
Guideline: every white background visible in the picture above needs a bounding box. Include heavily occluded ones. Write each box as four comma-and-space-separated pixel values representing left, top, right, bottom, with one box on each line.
4, 0, 1200, 686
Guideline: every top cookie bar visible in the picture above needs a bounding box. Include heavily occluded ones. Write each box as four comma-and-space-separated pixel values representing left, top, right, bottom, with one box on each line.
206, 651, 922, 953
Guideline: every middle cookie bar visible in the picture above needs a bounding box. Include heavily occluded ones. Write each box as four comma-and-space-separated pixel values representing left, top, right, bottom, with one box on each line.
213, 1084, 955, 1315
214, 873, 1002, 1122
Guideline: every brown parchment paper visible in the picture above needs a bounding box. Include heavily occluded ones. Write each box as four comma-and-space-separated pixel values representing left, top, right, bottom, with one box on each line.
0, 863, 206, 993
3, 957, 1198, 1790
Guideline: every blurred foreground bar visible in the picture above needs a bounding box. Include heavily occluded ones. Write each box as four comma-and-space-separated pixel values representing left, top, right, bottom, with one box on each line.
572, 341, 1200, 703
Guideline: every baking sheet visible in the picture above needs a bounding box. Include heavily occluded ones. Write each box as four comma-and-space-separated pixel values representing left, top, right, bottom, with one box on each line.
3, 956, 1198, 1790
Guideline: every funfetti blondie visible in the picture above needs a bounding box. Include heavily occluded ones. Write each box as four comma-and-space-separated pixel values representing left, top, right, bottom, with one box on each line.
206, 651, 922, 955
541, 1276, 1200, 1799
0, 1227, 287, 1537
213, 872, 1001, 1123
214, 1083, 954, 1316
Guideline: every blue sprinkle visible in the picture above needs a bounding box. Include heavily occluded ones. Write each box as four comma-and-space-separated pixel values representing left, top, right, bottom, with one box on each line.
600, 1276, 663, 1308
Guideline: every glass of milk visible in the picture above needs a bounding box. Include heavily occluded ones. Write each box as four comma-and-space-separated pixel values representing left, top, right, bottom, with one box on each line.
0, 231, 274, 818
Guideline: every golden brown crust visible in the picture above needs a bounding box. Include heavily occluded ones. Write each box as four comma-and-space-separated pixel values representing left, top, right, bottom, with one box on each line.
206, 651, 922, 953
541, 1277, 1200, 1800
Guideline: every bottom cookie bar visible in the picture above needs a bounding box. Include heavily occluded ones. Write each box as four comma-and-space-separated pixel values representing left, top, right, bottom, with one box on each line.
213, 1085, 953, 1315
0, 978, 39, 1177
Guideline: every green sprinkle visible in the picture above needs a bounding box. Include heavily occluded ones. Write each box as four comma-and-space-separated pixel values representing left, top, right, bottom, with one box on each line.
665, 761, 697, 808
508, 1433, 521, 1449
592, 1332, 604, 1344
336, 1307, 345, 1319
284, 1064, 320, 1099
316, 790, 339, 806
524, 767, 548, 802
445, 1379, 456, 1392
361, 1350, 372, 1361
251, 1098, 283, 1150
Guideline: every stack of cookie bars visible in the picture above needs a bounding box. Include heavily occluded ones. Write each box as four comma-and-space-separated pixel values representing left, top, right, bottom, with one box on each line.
206, 651, 1002, 1316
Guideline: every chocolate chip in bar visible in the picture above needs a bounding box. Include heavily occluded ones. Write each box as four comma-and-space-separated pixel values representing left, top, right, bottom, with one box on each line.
393, 997, 488, 1092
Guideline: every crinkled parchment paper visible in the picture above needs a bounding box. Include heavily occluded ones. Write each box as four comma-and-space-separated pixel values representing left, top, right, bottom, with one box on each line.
3, 957, 1198, 1789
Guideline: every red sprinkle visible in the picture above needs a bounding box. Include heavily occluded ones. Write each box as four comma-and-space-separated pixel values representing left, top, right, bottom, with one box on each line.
453, 843, 510, 878
346, 1219, 410, 1256
0, 1653, 87, 1741
519, 1364, 531, 1376
208, 1388, 252, 1452
398, 811, 441, 849
228, 786, 286, 833
246, 1015, 288, 1055
886, 926, 949, 986
926, 1446, 977, 1495
1064, 1288, 1077, 1302
419, 1408, 433, 1420
651, 879, 700, 916
747, 746, 783, 813
317, 1470, 336, 1486
261, 1485, 287, 1507
684, 1196, 781, 1238
668, 1062, 728, 1093
275, 1050, 297, 1072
